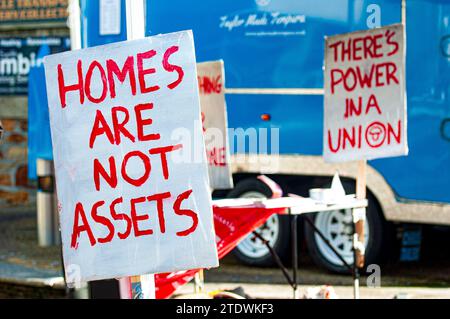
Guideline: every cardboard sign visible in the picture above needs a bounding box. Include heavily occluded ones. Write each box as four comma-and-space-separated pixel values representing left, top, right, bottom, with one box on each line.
44, 31, 219, 284
324, 24, 408, 162
197, 61, 233, 190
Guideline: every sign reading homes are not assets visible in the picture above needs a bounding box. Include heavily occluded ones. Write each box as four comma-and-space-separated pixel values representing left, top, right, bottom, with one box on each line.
44, 31, 219, 285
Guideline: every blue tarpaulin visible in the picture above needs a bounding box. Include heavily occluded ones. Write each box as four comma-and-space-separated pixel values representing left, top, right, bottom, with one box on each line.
27, 45, 53, 180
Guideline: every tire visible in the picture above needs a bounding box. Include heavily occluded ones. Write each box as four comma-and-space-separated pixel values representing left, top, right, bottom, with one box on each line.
227, 178, 291, 267
304, 188, 387, 274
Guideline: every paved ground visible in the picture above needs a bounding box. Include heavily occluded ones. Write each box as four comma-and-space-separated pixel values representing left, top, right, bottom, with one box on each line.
0, 206, 449, 298
175, 283, 450, 299
0, 207, 62, 273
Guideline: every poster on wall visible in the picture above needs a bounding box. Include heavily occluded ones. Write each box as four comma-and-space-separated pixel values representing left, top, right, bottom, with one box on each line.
0, 37, 70, 95
323, 24, 408, 162
197, 60, 233, 190
99, 0, 121, 35
44, 30, 219, 285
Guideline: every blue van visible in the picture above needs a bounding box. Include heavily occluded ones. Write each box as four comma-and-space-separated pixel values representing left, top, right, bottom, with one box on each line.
72, 0, 450, 273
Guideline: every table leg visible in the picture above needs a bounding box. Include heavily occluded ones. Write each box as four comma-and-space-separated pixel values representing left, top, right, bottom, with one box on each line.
252, 231, 295, 287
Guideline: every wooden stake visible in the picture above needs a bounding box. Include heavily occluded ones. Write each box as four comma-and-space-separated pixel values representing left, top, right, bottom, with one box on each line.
351, 160, 367, 299
354, 160, 366, 268
194, 270, 205, 293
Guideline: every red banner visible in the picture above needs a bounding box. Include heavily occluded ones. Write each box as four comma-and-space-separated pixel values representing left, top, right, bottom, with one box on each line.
155, 205, 286, 299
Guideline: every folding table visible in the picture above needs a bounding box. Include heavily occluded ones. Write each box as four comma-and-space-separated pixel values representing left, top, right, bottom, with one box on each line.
212, 195, 368, 298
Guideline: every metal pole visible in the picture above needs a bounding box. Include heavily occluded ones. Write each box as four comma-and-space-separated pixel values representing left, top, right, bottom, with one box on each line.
68, 0, 82, 50
291, 214, 298, 299
352, 220, 360, 299
119, 0, 155, 299
36, 159, 56, 247
353, 160, 367, 299
53, 185, 61, 245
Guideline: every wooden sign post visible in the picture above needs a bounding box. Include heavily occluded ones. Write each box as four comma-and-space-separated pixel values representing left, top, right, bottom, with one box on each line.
68, 0, 81, 50
323, 24, 408, 298
353, 159, 367, 299
355, 160, 367, 268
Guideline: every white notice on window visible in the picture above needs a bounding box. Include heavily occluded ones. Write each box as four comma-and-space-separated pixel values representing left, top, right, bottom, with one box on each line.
99, 0, 121, 35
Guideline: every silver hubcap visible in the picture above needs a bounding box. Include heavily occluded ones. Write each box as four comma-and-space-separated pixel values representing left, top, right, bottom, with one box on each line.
236, 191, 280, 259
314, 209, 369, 266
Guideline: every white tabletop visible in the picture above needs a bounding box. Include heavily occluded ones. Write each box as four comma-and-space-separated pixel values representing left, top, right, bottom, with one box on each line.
212, 195, 368, 215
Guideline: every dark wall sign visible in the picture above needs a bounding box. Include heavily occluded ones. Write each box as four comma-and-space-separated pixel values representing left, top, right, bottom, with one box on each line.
0, 0, 68, 25
0, 37, 70, 95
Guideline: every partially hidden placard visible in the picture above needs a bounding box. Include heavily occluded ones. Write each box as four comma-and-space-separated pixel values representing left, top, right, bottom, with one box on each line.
197, 60, 233, 190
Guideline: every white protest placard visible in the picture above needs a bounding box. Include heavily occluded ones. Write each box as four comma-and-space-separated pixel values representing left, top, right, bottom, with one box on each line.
44, 30, 219, 285
323, 24, 408, 162
197, 60, 233, 190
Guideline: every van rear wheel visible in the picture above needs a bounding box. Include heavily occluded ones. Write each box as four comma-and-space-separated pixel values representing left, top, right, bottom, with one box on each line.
304, 194, 386, 273
228, 178, 291, 267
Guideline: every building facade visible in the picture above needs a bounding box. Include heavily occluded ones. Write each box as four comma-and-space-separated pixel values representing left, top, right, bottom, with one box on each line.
0, 1, 69, 207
